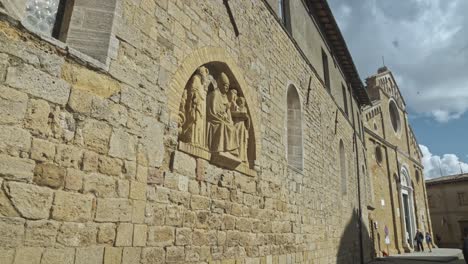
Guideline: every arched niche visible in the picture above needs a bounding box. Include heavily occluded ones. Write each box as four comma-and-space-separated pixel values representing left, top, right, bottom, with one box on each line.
339, 140, 347, 195
176, 61, 256, 176
286, 84, 303, 171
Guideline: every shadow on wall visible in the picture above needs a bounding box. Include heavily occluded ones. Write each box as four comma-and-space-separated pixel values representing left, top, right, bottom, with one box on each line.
337, 209, 373, 264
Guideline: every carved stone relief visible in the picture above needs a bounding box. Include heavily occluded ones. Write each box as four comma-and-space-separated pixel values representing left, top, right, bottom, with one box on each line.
178, 63, 255, 173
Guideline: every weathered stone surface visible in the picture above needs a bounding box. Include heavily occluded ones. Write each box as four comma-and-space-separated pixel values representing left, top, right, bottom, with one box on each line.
0, 183, 19, 217
141, 247, 165, 264
68, 88, 94, 114
81, 119, 112, 154
62, 63, 120, 98
0, 125, 31, 156
52, 191, 93, 222
176, 227, 192, 246
13, 247, 43, 264
133, 224, 147, 246
6, 64, 71, 105
115, 222, 133, 246
30, 138, 55, 162
24, 99, 51, 136
5, 182, 53, 219
83, 172, 117, 197
97, 223, 116, 244
109, 129, 137, 161
139, 117, 164, 167
104, 247, 122, 264
57, 222, 97, 247
33, 163, 65, 189
99, 156, 122, 176
64, 168, 84, 191
172, 151, 196, 176
55, 144, 83, 168
95, 198, 132, 222
0, 155, 35, 181
0, 217, 25, 247
129, 180, 146, 200
91, 97, 128, 126
166, 246, 185, 262
147, 226, 174, 247
75, 247, 104, 264
132, 199, 145, 224
0, 248, 15, 264
122, 247, 141, 264
0, 85, 28, 125
25, 220, 59, 246
41, 248, 75, 264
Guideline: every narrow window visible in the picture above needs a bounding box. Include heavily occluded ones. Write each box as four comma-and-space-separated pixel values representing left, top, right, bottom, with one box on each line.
279, 0, 292, 33
287, 85, 303, 171
339, 140, 347, 195
322, 49, 330, 91
342, 84, 348, 116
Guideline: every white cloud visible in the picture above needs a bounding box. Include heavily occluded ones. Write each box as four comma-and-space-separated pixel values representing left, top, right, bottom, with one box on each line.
420, 144, 468, 179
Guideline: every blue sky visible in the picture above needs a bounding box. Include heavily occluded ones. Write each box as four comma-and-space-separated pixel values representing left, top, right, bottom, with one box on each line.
327, 0, 468, 178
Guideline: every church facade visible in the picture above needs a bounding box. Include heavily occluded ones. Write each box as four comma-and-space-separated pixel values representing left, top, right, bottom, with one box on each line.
0, 0, 428, 263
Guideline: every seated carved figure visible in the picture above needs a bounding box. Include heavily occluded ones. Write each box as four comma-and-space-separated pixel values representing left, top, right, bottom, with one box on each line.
206, 72, 239, 157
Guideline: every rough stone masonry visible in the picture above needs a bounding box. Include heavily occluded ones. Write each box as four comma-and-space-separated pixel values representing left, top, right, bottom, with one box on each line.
0, 1, 375, 263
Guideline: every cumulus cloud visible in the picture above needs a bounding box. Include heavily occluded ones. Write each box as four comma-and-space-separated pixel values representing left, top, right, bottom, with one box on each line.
328, 0, 468, 123
420, 144, 468, 179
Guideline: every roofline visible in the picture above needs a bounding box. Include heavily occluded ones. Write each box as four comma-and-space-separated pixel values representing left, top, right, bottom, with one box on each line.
426, 173, 468, 186
305, 0, 371, 106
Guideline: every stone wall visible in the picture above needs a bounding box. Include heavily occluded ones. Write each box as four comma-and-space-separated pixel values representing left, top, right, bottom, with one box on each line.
0, 0, 371, 263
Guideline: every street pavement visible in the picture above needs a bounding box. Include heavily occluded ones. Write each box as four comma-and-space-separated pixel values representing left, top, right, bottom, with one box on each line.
370, 248, 465, 264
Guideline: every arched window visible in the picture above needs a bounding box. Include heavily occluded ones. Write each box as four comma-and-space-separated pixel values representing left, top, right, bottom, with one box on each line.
389, 99, 401, 133
401, 167, 410, 187
287, 85, 303, 171
339, 140, 347, 195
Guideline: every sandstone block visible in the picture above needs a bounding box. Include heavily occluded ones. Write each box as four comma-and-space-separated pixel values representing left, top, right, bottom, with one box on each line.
191, 195, 210, 210
172, 151, 196, 177
95, 198, 132, 222
0, 248, 15, 264
166, 246, 185, 262
135, 165, 148, 183
75, 247, 104, 264
65, 168, 84, 191
52, 191, 93, 222
6, 64, 71, 105
81, 119, 112, 154
99, 156, 123, 176
57, 222, 97, 247
141, 247, 165, 264
0, 125, 31, 156
0, 178, 19, 217
13, 247, 43, 264
68, 88, 94, 114
82, 151, 99, 172
104, 247, 122, 264
132, 200, 145, 223
117, 179, 130, 198
83, 172, 118, 197
91, 98, 128, 127
139, 118, 164, 167
41, 248, 75, 264
24, 99, 51, 136
5, 182, 53, 219
55, 144, 83, 168
0, 85, 28, 125
25, 220, 59, 246
176, 227, 192, 245
30, 138, 55, 162
115, 223, 133, 246
129, 180, 146, 200
122, 247, 141, 264
109, 128, 136, 161
33, 163, 65, 189
133, 224, 147, 246
121, 84, 144, 111
0, 217, 25, 247
97, 223, 116, 244
147, 226, 175, 247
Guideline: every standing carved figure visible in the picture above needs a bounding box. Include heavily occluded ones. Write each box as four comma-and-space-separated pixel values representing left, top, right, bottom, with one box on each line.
181, 71, 207, 147
206, 72, 239, 155
232, 96, 250, 162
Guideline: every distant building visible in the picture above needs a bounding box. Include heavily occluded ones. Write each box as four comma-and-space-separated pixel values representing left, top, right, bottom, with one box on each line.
363, 67, 432, 255
426, 173, 468, 248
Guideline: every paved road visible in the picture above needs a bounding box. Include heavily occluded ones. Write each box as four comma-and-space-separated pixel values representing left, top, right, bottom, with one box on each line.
370, 248, 465, 264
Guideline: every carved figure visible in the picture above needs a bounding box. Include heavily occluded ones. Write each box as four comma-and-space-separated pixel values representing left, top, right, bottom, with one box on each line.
182, 73, 206, 147
227, 88, 239, 112
206, 72, 239, 155
232, 97, 250, 162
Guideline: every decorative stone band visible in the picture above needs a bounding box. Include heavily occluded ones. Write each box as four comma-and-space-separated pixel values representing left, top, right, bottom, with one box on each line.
179, 142, 257, 177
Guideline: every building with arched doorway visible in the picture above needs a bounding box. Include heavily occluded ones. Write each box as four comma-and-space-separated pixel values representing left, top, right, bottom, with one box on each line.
362, 67, 432, 256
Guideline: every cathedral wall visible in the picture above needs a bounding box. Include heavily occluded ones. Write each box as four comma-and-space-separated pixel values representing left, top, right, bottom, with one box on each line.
0, 0, 369, 263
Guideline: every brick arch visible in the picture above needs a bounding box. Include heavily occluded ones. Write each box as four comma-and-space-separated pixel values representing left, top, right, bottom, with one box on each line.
168, 47, 261, 159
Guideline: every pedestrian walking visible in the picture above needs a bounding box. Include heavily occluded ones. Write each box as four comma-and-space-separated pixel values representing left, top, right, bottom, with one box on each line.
414, 229, 424, 252
463, 232, 468, 264
425, 232, 433, 252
